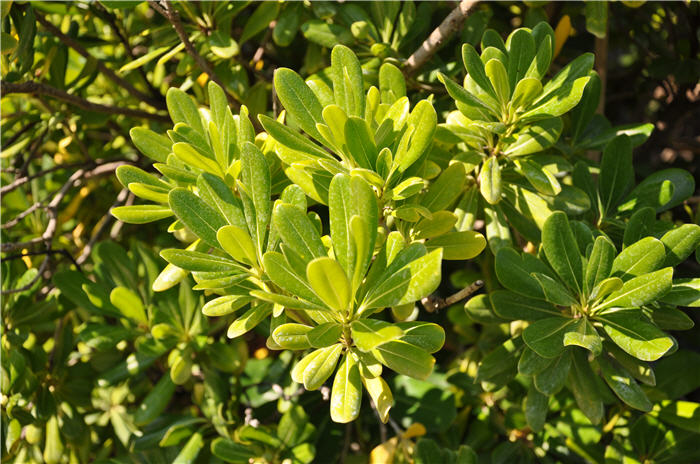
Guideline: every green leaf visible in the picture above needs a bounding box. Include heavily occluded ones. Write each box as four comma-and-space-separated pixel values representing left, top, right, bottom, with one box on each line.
211, 438, 256, 463
227, 304, 273, 338
362, 248, 442, 310
563, 318, 602, 355
600, 135, 634, 216
462, 43, 495, 98
661, 278, 700, 308
272, 203, 326, 264
598, 355, 652, 411
217, 225, 258, 267
202, 295, 253, 317
598, 310, 674, 361
611, 236, 665, 280
542, 211, 584, 293
477, 336, 523, 386
274, 68, 324, 141
240, 142, 271, 253
525, 53, 594, 117
518, 347, 553, 376
511, 77, 543, 110
425, 231, 486, 260
413, 211, 457, 240
169, 188, 227, 248
490, 290, 561, 321
660, 224, 700, 267
419, 163, 466, 212
534, 351, 571, 395
344, 117, 377, 169
111, 205, 173, 224
532, 272, 578, 306
160, 249, 243, 273
209, 30, 239, 59
307, 323, 343, 348
396, 322, 445, 353
379, 62, 406, 104
134, 375, 176, 426
259, 114, 331, 160
374, 340, 435, 380
362, 374, 393, 424
483, 204, 512, 254
585, 236, 616, 294
329, 174, 377, 284
351, 319, 403, 352
272, 323, 313, 350
130, 127, 172, 163
480, 157, 501, 205
485, 58, 510, 105
438, 72, 496, 118
331, 45, 364, 118
598, 267, 673, 310
394, 100, 437, 173
263, 251, 320, 304
306, 257, 351, 313
166, 88, 204, 134
240, 1, 281, 43
619, 168, 695, 213
589, 277, 623, 302
494, 248, 552, 299
516, 159, 561, 196
109, 287, 147, 324
584, 1, 608, 39
506, 28, 536, 90
272, 4, 300, 47
330, 353, 362, 423
301, 19, 353, 48
522, 316, 577, 358
504, 118, 563, 157
569, 349, 604, 424
525, 384, 549, 432
304, 343, 343, 390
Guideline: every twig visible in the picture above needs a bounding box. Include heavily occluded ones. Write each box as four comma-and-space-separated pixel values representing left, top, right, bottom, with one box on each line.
77, 188, 129, 265
594, 24, 609, 115
0, 256, 50, 295
1, 161, 95, 195
35, 11, 165, 110
0, 81, 170, 122
110, 191, 134, 239
252, 21, 276, 65
404, 0, 480, 76
149, 0, 241, 110
421, 279, 484, 313
1, 161, 129, 253
2, 249, 81, 273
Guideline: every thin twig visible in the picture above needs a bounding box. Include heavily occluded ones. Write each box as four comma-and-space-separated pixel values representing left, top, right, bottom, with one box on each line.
77, 188, 129, 265
404, 0, 480, 76
421, 279, 484, 313
1, 161, 129, 253
149, 0, 241, 110
2, 249, 81, 273
0, 81, 170, 122
35, 11, 165, 109
1, 161, 101, 196
1, 256, 50, 295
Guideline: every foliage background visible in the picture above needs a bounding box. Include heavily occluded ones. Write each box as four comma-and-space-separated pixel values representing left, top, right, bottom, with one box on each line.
1, 1, 699, 463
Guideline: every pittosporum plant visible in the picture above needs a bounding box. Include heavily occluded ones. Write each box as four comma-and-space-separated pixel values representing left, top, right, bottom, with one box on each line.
477, 208, 699, 428
438, 23, 596, 252
110, 68, 487, 424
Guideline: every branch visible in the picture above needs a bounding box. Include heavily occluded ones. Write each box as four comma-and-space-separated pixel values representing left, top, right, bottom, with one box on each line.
404, 0, 480, 76
421, 279, 484, 312
35, 11, 165, 109
1, 161, 129, 253
149, 0, 241, 110
0, 80, 170, 122
77, 188, 129, 265
0, 257, 49, 295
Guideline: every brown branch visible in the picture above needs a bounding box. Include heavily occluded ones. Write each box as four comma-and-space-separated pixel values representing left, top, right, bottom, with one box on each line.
404, 0, 480, 76
0, 80, 170, 122
421, 279, 484, 313
1, 161, 129, 253
149, 0, 241, 110
35, 11, 165, 110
